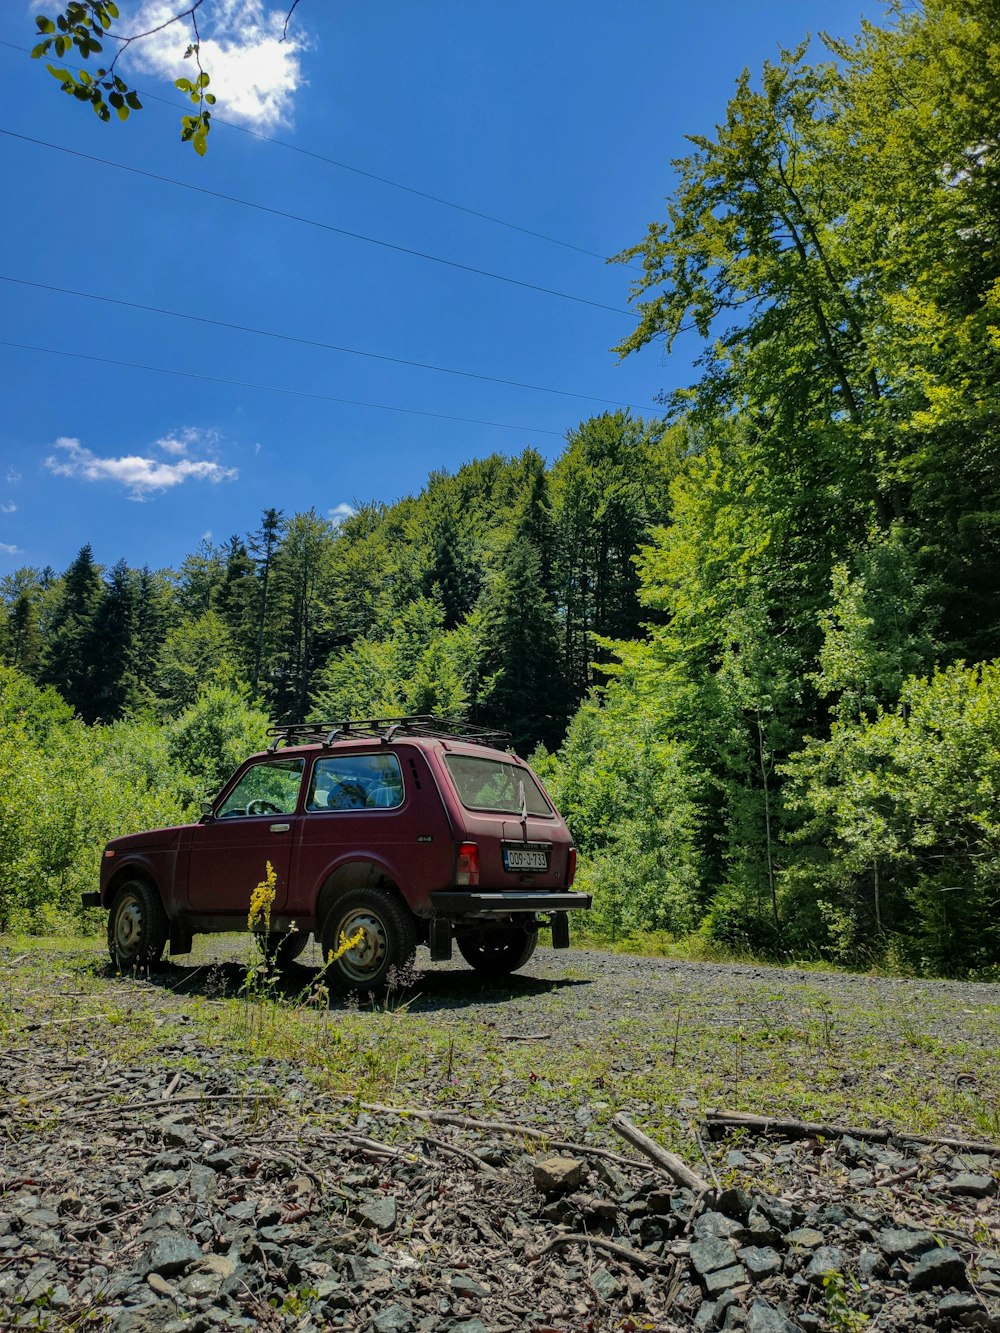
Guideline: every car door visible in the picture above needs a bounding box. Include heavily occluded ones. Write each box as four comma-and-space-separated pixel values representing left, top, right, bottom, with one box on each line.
184, 757, 304, 916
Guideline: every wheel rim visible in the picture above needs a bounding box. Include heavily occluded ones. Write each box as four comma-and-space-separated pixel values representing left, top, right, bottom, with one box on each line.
333, 909, 388, 982
114, 893, 143, 955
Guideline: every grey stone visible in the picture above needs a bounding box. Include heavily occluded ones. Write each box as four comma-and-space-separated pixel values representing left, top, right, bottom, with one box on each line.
161, 1122, 199, 1150
189, 1166, 217, 1203
533, 1156, 585, 1193
695, 1211, 744, 1240
372, 1305, 413, 1332
878, 1227, 937, 1260
145, 1170, 181, 1195
142, 1234, 202, 1277
695, 1302, 718, 1332
739, 1246, 782, 1281
692, 1235, 739, 1276
727, 1150, 750, 1168
805, 1246, 843, 1283
937, 1293, 984, 1318
449, 1274, 485, 1298
858, 1248, 888, 1281
191, 1256, 236, 1280
452, 1322, 489, 1333
179, 1273, 222, 1297
589, 1265, 623, 1300
786, 1228, 825, 1250
748, 1299, 803, 1333
147, 1274, 175, 1297
908, 1246, 967, 1291
357, 1197, 397, 1232
704, 1264, 747, 1297
945, 1173, 996, 1198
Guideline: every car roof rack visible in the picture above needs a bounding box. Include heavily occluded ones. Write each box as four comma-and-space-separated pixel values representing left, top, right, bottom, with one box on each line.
266, 715, 511, 752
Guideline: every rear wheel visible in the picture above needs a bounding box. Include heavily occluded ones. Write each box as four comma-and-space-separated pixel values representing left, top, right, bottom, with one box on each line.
457, 923, 537, 978
320, 887, 417, 996
108, 879, 168, 968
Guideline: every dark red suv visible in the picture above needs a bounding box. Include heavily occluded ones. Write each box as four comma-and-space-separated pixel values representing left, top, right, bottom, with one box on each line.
85, 717, 591, 991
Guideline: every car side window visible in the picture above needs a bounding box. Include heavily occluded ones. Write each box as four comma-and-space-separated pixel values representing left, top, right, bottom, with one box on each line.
306, 754, 404, 812
217, 759, 304, 818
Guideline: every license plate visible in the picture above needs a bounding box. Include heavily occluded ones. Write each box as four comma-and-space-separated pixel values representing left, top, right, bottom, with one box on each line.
503, 846, 548, 872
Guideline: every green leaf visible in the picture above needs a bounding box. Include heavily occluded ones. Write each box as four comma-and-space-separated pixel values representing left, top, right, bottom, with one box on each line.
78, 69, 92, 85
30, 41, 52, 59
192, 131, 208, 157
197, 72, 210, 88
108, 91, 123, 108
125, 91, 142, 110
106, 1, 120, 16
175, 77, 193, 93
204, 93, 217, 105
46, 64, 73, 82
113, 76, 127, 92
35, 16, 56, 33
116, 104, 129, 122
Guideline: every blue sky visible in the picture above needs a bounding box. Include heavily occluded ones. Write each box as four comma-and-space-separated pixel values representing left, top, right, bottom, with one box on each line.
2, 0, 885, 575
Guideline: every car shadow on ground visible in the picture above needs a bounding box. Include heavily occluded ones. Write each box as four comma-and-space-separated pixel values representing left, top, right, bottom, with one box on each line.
109, 955, 590, 1013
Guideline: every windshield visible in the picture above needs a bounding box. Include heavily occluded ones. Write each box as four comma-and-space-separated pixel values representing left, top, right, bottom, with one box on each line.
444, 754, 551, 816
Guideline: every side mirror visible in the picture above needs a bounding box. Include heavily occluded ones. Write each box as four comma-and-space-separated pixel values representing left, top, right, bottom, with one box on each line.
199, 798, 215, 823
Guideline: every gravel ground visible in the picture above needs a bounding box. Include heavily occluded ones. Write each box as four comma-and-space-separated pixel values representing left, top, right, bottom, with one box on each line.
1, 940, 999, 1332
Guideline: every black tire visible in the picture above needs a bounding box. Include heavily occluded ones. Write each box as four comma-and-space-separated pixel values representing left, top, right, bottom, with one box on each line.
320, 886, 417, 996
457, 924, 538, 978
263, 929, 311, 970
108, 879, 168, 968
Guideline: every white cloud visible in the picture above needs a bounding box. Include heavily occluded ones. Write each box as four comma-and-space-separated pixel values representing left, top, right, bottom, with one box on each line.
46, 436, 237, 500
5, 468, 21, 483
328, 502, 356, 528
126, 0, 306, 130
154, 426, 218, 456
0, 542, 21, 556
0, 502, 16, 514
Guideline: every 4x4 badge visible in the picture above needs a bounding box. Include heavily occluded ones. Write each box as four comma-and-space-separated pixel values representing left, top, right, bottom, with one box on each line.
417, 835, 433, 842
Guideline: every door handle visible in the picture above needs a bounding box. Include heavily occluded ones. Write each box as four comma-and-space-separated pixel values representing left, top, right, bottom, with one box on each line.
270, 823, 291, 833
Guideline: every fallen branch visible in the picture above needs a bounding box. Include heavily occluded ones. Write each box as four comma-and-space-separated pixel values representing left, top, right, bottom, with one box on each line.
704, 1110, 1000, 1157
334, 1098, 646, 1169
705, 1110, 890, 1144
895, 1131, 1000, 1157
420, 1134, 498, 1173
611, 1113, 712, 1196
528, 1230, 674, 1271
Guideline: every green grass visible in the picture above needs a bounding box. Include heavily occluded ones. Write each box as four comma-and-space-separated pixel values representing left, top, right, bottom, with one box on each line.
4, 933, 999, 1161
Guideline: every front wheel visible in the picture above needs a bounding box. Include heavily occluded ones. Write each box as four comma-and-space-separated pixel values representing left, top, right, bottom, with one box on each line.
108, 879, 168, 968
262, 928, 311, 970
457, 924, 537, 978
320, 887, 417, 996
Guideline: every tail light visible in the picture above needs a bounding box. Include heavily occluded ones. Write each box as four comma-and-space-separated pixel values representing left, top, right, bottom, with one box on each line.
456, 842, 479, 886
567, 847, 578, 886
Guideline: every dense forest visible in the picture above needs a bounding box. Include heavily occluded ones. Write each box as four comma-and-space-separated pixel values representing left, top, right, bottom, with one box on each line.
3, 0, 999, 975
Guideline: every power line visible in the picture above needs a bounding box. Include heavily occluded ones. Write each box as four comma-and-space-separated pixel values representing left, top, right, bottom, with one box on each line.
0, 37, 637, 270
0, 339, 567, 436
0, 128, 636, 320
0, 274, 648, 412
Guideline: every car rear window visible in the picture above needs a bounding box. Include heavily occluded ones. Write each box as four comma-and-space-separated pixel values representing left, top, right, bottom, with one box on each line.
443, 754, 551, 816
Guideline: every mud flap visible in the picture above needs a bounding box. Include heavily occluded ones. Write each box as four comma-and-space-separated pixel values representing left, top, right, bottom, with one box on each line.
429, 916, 453, 962
551, 912, 570, 949
170, 922, 193, 956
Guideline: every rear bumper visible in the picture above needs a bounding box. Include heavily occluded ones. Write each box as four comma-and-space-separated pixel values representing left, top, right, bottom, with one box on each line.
430, 890, 592, 916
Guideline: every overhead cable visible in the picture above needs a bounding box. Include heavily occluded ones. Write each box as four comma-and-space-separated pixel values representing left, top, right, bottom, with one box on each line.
0, 339, 567, 435
0, 129, 635, 319
0, 274, 649, 411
